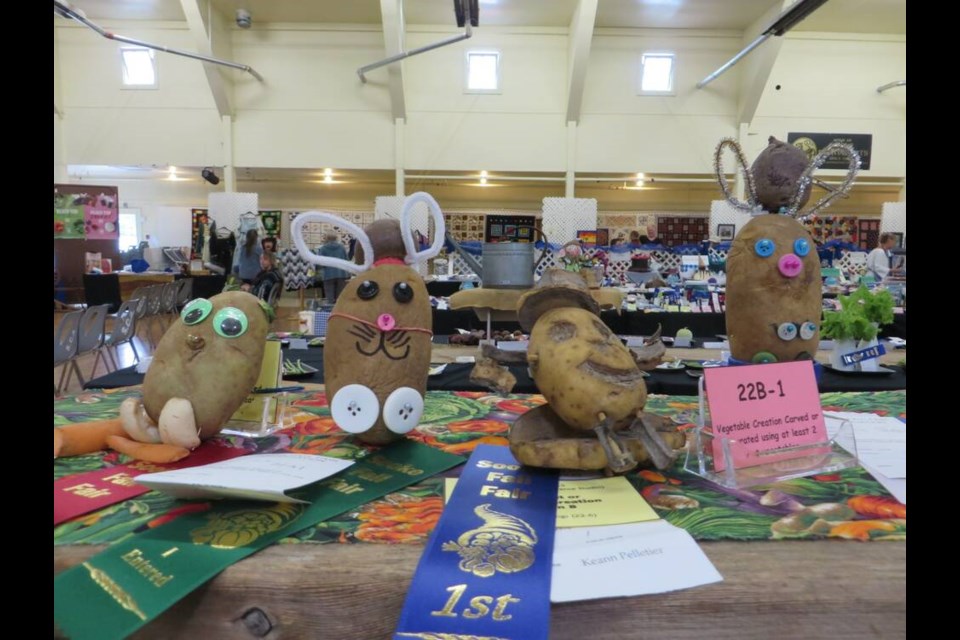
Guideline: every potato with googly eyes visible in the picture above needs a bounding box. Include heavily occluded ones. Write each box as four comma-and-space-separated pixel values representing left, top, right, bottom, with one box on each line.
53, 291, 272, 463
292, 193, 446, 445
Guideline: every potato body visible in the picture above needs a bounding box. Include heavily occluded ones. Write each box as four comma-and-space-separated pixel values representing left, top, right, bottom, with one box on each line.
528, 307, 646, 431
726, 215, 821, 363
143, 291, 269, 439
324, 264, 432, 445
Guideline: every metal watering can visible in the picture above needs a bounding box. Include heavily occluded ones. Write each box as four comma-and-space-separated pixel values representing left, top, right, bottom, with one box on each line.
445, 226, 548, 289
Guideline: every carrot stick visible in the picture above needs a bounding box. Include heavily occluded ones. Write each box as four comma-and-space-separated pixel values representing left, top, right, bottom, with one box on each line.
54, 419, 127, 458
105, 435, 190, 464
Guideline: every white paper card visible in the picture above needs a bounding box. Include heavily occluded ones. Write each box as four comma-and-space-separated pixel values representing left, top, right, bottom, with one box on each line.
136, 454, 355, 503
495, 341, 528, 352
826, 413, 906, 504
702, 341, 729, 349
825, 412, 906, 478
288, 338, 309, 350
551, 520, 723, 603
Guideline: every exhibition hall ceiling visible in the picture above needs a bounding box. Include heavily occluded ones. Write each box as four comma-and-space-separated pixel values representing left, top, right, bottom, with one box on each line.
72, 0, 905, 34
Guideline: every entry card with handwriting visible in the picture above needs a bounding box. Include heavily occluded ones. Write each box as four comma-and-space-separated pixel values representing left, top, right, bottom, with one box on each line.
136, 454, 354, 503
551, 520, 723, 602
446, 476, 659, 528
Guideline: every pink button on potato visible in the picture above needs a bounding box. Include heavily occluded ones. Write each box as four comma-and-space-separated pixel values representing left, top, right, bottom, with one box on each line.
778, 254, 803, 278
377, 313, 396, 331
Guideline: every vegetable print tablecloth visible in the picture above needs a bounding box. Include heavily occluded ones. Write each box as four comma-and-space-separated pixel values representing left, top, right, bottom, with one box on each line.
54, 389, 905, 545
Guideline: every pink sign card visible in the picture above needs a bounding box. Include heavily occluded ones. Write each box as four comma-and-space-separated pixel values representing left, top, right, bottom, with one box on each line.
704, 361, 828, 471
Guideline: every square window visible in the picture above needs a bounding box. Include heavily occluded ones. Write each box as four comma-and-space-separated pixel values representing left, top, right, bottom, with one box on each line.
639, 52, 674, 95
466, 51, 500, 93
121, 48, 157, 88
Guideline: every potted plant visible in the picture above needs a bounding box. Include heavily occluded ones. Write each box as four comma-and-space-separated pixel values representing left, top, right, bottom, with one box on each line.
820, 286, 895, 371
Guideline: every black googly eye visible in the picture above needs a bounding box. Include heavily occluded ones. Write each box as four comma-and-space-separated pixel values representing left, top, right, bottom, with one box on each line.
181, 299, 212, 325
213, 307, 248, 338
393, 282, 414, 303
357, 280, 379, 300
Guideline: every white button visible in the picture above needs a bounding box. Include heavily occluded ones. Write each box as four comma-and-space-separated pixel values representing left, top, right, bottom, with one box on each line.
383, 387, 424, 434
777, 322, 798, 341
330, 384, 380, 434
799, 322, 817, 340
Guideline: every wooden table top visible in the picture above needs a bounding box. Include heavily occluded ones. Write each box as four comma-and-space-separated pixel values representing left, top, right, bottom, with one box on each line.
54, 539, 905, 639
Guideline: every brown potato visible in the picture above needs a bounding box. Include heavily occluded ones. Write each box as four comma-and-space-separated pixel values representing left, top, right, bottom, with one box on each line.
324, 263, 432, 445
726, 215, 821, 363
527, 307, 647, 431
143, 291, 270, 439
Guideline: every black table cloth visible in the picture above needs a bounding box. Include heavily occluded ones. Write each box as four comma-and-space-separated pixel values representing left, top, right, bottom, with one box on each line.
85, 344, 906, 396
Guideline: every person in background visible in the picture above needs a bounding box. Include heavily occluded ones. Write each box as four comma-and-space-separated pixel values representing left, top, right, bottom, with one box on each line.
245, 251, 283, 300
262, 237, 278, 253
318, 231, 349, 304
865, 232, 898, 281
234, 229, 263, 286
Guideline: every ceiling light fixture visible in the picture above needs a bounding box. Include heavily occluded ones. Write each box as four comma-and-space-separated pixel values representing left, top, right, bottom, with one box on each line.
480, 170, 488, 178
480, 177, 488, 185
324, 176, 333, 184
324, 168, 333, 177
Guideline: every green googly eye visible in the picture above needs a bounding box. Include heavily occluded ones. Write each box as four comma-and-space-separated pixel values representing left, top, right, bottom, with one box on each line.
181, 299, 212, 325
213, 307, 248, 338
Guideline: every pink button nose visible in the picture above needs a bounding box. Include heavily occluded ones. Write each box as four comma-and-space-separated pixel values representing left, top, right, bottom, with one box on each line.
778, 253, 803, 278
377, 313, 396, 331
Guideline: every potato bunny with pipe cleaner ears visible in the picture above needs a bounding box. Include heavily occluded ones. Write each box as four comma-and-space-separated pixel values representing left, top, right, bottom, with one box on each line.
292, 192, 446, 444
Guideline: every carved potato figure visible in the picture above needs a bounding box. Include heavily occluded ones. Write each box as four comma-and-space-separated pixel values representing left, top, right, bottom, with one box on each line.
323, 261, 433, 445
53, 290, 272, 462
527, 307, 647, 431
142, 291, 271, 439
293, 192, 446, 445
726, 215, 822, 364
714, 136, 861, 366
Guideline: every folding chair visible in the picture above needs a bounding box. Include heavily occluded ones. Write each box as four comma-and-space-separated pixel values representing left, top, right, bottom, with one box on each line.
141, 285, 165, 347
54, 310, 83, 395
75, 304, 110, 383
104, 299, 140, 371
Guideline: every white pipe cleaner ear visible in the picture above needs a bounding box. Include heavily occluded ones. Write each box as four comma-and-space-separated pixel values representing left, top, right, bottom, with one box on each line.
291, 212, 374, 275
714, 138, 762, 215
400, 191, 447, 265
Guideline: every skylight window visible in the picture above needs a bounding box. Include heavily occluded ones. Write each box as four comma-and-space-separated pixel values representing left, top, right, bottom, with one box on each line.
466, 51, 500, 93
121, 48, 157, 88
640, 52, 674, 95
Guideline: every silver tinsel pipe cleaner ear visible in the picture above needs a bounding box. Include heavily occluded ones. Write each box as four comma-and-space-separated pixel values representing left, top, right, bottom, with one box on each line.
785, 142, 861, 219
713, 138, 761, 214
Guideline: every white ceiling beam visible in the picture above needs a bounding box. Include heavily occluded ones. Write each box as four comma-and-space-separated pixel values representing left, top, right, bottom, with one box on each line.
566, 0, 598, 124
737, 0, 793, 126
179, 0, 232, 118
379, 0, 407, 121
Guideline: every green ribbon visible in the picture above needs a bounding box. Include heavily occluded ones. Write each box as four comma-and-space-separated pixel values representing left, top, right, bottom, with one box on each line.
54, 441, 464, 640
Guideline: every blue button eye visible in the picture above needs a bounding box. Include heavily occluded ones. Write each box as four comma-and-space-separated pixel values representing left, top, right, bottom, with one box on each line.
793, 238, 810, 257
755, 239, 775, 257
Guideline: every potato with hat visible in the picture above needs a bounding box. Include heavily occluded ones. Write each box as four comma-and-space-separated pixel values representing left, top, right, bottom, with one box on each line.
477, 269, 680, 474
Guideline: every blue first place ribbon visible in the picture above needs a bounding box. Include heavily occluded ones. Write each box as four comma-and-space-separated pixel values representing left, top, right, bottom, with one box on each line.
394, 444, 559, 640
